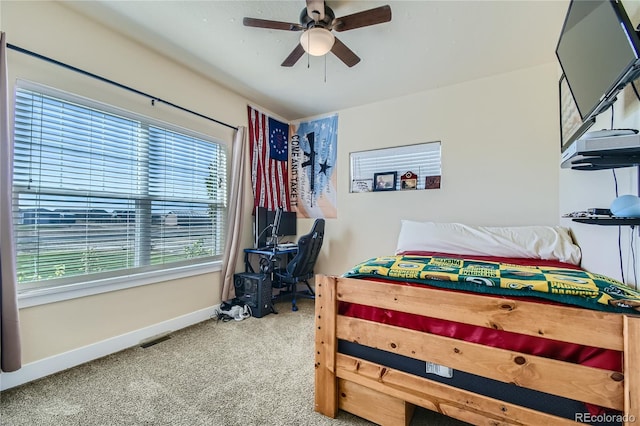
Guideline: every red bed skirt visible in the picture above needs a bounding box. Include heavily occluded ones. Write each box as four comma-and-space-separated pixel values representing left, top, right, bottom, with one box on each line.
339, 253, 622, 402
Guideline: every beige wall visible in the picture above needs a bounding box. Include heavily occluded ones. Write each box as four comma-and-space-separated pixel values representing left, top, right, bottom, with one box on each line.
19, 276, 215, 362
319, 62, 561, 275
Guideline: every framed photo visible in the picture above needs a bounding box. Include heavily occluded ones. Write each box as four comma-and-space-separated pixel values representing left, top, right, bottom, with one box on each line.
425, 175, 441, 189
400, 171, 418, 190
351, 178, 373, 193
373, 171, 397, 191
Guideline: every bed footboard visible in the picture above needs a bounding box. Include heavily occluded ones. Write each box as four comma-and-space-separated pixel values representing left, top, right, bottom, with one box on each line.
314, 274, 640, 426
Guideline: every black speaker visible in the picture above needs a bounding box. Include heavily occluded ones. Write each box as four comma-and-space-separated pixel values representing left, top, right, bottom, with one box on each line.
233, 273, 273, 318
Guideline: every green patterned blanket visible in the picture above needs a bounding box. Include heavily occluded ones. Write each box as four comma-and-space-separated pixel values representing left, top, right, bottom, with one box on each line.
343, 255, 640, 314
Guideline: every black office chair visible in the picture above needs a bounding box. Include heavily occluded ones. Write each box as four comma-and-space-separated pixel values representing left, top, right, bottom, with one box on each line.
273, 218, 325, 311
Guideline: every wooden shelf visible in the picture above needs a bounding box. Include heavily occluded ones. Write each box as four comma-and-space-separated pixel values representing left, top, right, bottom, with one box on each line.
572, 217, 640, 226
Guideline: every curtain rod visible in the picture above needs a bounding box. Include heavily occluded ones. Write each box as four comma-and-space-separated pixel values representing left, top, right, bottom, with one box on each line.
7, 43, 238, 131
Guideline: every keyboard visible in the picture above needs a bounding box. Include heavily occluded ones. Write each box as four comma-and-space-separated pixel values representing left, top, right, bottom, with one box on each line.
277, 243, 297, 249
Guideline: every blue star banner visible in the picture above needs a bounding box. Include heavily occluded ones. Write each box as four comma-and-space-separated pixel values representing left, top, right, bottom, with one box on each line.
268, 117, 288, 161
290, 114, 338, 218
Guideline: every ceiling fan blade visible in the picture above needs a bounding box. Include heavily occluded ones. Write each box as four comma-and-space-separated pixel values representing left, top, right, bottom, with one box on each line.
331, 37, 361, 67
333, 5, 392, 32
281, 44, 306, 67
243, 17, 304, 31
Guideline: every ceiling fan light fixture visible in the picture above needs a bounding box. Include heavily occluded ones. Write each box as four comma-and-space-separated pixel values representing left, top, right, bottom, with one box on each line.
300, 28, 335, 56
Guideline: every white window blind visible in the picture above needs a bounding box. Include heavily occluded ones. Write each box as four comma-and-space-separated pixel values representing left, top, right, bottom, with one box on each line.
13, 85, 227, 290
350, 142, 441, 192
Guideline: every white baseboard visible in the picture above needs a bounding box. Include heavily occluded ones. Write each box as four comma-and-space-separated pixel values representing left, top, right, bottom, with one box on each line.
0, 306, 218, 391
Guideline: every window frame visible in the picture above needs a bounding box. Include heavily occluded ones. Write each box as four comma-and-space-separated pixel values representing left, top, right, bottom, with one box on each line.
12, 80, 228, 308
349, 141, 442, 192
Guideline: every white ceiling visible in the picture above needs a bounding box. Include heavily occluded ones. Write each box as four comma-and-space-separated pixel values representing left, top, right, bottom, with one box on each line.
62, 0, 569, 121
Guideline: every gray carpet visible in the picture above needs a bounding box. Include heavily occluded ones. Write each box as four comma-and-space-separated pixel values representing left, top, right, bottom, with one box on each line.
0, 298, 468, 425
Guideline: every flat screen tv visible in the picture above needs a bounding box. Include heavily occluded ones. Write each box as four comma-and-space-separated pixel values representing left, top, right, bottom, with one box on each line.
556, 0, 640, 124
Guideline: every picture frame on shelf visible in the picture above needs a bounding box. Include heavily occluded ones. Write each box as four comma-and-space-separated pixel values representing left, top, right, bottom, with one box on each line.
425, 175, 441, 189
400, 171, 418, 190
373, 172, 397, 191
351, 178, 373, 193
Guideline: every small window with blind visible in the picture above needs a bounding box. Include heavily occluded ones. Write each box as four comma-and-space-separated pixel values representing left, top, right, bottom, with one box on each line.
349, 142, 442, 192
12, 82, 227, 293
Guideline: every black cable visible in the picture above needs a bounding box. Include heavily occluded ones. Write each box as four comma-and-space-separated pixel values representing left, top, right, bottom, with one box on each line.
637, 169, 640, 289
631, 226, 637, 288
7, 43, 238, 131
619, 226, 626, 283
613, 169, 626, 282
255, 224, 273, 247
610, 102, 615, 129
632, 80, 640, 102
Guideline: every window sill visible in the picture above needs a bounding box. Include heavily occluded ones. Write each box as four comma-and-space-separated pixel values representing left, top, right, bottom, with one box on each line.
17, 261, 222, 309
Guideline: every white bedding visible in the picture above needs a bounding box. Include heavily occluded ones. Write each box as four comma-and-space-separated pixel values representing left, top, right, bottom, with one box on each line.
395, 221, 582, 265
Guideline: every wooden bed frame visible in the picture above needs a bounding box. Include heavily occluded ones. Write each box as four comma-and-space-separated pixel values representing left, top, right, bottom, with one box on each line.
314, 275, 640, 426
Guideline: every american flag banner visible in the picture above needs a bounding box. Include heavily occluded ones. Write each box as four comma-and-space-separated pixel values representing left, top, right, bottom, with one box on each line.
247, 106, 292, 211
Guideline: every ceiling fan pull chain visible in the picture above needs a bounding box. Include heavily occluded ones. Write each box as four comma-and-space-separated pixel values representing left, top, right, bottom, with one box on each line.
324, 54, 327, 83
307, 32, 311, 69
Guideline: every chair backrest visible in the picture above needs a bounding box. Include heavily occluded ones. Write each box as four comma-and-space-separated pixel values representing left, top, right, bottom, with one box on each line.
285, 218, 325, 279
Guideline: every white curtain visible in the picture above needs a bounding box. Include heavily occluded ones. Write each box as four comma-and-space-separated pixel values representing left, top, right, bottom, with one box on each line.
220, 126, 246, 301
0, 32, 22, 372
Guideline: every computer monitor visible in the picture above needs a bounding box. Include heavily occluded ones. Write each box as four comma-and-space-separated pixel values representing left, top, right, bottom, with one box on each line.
255, 207, 269, 248
273, 211, 297, 239
255, 207, 297, 247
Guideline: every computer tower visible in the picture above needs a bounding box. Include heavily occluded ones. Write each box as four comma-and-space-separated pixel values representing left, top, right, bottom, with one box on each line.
233, 272, 273, 318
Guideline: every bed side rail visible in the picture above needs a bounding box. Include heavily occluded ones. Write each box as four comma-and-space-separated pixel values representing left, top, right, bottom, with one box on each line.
338, 315, 622, 410
336, 276, 625, 350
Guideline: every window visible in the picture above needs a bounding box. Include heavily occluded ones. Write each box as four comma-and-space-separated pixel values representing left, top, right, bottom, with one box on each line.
13, 84, 227, 293
349, 142, 441, 192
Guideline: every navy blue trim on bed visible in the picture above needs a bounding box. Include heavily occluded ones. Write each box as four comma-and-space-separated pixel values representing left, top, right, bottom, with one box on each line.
338, 340, 620, 426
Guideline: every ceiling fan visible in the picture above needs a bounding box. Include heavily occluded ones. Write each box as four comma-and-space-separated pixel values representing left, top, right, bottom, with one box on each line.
243, 0, 392, 68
